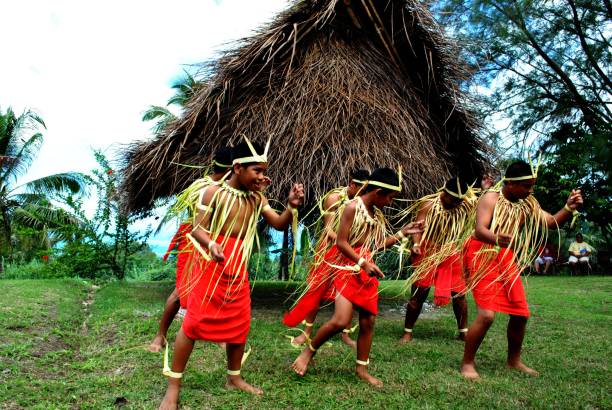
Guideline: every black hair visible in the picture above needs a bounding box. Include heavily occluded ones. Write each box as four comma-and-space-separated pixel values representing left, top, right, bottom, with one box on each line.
232, 141, 265, 167
576, 233, 583, 239
363, 167, 400, 194
350, 168, 370, 184
212, 146, 233, 173
444, 177, 469, 195
504, 160, 533, 179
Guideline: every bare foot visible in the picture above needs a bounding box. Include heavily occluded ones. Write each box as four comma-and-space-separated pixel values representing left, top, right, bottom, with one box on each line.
158, 385, 179, 410
291, 333, 308, 346
460, 362, 480, 380
355, 366, 383, 388
225, 375, 263, 395
148, 334, 165, 353
341, 333, 357, 349
398, 332, 413, 344
291, 348, 314, 376
507, 361, 539, 376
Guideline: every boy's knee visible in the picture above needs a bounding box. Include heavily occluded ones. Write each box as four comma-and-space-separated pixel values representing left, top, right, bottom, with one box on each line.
479, 311, 496, 324
331, 317, 351, 330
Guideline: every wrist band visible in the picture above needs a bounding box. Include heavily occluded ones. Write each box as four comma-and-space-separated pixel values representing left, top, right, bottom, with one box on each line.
262, 204, 272, 212
412, 242, 420, 248
226, 369, 241, 376
396, 231, 405, 239
207, 241, 214, 250
357, 257, 366, 267
564, 203, 573, 213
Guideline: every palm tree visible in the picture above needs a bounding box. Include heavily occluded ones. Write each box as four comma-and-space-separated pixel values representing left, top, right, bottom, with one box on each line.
0, 106, 86, 267
142, 70, 199, 133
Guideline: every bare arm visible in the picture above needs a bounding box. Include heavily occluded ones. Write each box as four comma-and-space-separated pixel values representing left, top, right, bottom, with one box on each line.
410, 201, 432, 255
474, 191, 512, 247
541, 189, 583, 228
336, 202, 384, 278
322, 193, 341, 241
261, 183, 304, 230
190, 185, 225, 261
382, 220, 424, 249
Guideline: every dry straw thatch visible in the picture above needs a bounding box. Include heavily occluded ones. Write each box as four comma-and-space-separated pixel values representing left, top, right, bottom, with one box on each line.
121, 0, 488, 214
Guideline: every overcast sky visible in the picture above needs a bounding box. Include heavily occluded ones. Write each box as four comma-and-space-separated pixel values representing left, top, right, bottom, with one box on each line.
1, 0, 289, 253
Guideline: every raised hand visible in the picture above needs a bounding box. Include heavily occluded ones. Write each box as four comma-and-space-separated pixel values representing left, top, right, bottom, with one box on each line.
288, 183, 305, 208
566, 189, 583, 210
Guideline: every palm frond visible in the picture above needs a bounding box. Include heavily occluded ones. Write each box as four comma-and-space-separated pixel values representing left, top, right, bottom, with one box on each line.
18, 172, 88, 197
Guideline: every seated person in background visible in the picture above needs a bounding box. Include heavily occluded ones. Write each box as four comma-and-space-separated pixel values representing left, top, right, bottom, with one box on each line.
534, 243, 555, 274
568, 233, 592, 275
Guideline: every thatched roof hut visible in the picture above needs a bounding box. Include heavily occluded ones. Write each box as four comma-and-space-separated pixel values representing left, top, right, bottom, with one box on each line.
121, 0, 487, 214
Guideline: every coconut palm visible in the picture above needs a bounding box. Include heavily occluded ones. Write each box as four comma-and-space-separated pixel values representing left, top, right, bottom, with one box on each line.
141, 70, 200, 134
0, 106, 86, 262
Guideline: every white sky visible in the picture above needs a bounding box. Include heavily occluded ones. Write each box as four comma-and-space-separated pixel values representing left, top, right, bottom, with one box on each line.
1, 0, 289, 253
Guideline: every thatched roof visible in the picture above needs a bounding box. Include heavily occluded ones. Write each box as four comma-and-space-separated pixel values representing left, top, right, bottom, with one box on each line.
121, 0, 488, 214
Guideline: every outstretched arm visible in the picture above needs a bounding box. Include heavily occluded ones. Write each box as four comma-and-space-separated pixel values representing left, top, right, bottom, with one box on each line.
382, 220, 424, 249
541, 189, 583, 228
261, 183, 304, 230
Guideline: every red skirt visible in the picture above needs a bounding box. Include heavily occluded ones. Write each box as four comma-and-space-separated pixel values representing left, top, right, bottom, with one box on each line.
413, 243, 465, 306
333, 247, 379, 315
463, 237, 529, 317
182, 236, 251, 343
283, 245, 339, 327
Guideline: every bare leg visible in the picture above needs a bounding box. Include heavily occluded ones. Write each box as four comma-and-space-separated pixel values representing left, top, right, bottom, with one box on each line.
569, 262, 577, 276
291, 309, 317, 345
355, 310, 383, 388
460, 308, 496, 380
225, 343, 263, 395
543, 260, 551, 275
150, 289, 181, 353
451, 292, 468, 341
399, 286, 429, 343
340, 310, 357, 349
506, 315, 538, 376
159, 328, 194, 410
292, 294, 353, 376
534, 261, 541, 274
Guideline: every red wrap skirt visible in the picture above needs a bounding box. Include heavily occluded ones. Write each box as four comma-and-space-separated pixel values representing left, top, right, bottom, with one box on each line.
412, 242, 465, 306
182, 236, 251, 343
463, 237, 529, 317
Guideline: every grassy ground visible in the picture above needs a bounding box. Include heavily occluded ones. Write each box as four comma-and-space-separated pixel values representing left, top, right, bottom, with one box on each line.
0, 277, 610, 409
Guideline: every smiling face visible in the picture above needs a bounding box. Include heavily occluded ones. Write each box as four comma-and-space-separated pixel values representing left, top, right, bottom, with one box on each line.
234, 162, 268, 191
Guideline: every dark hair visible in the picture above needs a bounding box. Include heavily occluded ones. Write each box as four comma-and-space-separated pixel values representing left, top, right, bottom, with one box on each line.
504, 160, 533, 179
212, 146, 233, 173
350, 168, 370, 184
576, 233, 583, 239
363, 167, 400, 194
444, 177, 469, 195
232, 141, 265, 167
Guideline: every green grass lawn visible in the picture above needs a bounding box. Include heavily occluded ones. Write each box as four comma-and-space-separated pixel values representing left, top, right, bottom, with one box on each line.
0, 277, 610, 409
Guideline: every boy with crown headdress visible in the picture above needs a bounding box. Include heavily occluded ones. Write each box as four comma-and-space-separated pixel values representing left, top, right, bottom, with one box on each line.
460, 160, 582, 380
159, 137, 304, 409
291, 167, 423, 388
283, 169, 370, 349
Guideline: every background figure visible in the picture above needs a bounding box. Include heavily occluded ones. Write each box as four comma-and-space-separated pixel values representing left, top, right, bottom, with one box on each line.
533, 243, 555, 275
568, 233, 592, 275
